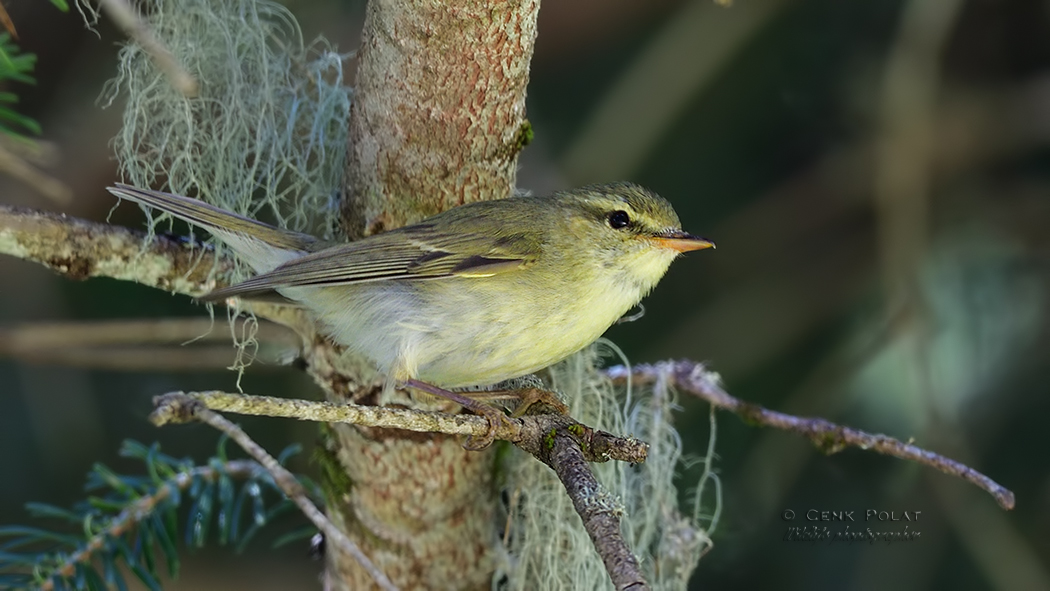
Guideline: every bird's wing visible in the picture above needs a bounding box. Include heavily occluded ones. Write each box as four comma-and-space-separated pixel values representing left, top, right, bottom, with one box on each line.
200, 223, 540, 301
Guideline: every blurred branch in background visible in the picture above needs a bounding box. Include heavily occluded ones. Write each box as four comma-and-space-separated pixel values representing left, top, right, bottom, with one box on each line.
863, 0, 1049, 589
97, 0, 198, 96
0, 318, 299, 371
874, 0, 961, 319
562, 0, 791, 183
0, 139, 71, 204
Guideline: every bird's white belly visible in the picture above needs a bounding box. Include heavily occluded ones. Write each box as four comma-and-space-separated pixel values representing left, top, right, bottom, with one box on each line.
285, 272, 643, 388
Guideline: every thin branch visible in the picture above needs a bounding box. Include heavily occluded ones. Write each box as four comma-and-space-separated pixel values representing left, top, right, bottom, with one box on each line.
156, 391, 652, 589
605, 360, 1016, 510
154, 391, 649, 465
150, 393, 398, 591
153, 391, 652, 589
516, 426, 649, 591
40, 460, 263, 591
98, 0, 199, 97
0, 206, 315, 339
0, 205, 230, 297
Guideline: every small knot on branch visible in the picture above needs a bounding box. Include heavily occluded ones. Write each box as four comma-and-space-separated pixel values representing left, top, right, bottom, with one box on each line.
514, 415, 648, 465
149, 392, 204, 426
575, 425, 649, 464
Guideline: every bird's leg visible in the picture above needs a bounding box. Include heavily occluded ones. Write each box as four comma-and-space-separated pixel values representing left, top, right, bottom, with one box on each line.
476, 387, 570, 418
403, 379, 512, 450
513, 387, 570, 417
455, 375, 570, 417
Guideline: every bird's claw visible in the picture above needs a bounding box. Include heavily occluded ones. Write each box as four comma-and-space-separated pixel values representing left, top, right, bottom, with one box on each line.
463, 406, 514, 451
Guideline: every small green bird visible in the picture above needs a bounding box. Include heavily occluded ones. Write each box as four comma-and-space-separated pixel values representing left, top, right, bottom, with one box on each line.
109, 182, 713, 441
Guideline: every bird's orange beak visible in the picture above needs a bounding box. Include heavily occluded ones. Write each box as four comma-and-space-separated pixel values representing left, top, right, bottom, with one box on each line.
651, 231, 715, 253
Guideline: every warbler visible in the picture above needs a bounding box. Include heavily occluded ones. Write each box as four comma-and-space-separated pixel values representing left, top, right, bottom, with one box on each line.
108, 183, 713, 439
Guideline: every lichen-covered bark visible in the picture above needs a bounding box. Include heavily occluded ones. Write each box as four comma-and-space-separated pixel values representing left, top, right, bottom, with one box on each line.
330, 0, 540, 588
0, 204, 230, 296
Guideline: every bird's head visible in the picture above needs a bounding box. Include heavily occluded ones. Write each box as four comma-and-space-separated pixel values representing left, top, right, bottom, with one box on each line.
557, 182, 714, 294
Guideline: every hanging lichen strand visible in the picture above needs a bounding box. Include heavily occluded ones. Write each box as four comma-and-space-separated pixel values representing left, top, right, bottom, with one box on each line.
106, 0, 350, 259
500, 343, 715, 591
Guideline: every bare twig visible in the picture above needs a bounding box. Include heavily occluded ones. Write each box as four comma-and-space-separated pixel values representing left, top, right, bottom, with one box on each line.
40, 460, 263, 591
516, 426, 649, 591
605, 360, 1016, 510
155, 390, 649, 465
150, 393, 398, 591
98, 0, 199, 97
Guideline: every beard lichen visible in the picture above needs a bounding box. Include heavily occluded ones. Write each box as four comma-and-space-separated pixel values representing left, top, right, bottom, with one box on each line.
104, 0, 351, 374
498, 342, 717, 590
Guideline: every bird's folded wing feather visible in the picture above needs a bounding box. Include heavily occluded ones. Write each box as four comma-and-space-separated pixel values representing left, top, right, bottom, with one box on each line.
200, 225, 539, 301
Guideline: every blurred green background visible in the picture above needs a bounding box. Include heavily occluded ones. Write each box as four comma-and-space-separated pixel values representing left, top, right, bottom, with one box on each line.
1, 0, 1048, 589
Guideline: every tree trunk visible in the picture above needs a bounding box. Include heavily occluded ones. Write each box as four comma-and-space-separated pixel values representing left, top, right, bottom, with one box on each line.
342, 0, 539, 239
326, 0, 540, 588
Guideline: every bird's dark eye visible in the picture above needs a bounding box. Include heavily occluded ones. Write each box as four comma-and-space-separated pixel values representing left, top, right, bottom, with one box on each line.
607, 210, 631, 229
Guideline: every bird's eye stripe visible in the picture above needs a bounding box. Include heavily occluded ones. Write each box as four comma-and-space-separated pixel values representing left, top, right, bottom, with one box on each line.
607, 210, 631, 229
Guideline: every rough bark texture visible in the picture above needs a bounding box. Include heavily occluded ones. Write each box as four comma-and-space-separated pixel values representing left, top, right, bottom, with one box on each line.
540, 429, 648, 591
329, 0, 541, 588
342, 0, 539, 239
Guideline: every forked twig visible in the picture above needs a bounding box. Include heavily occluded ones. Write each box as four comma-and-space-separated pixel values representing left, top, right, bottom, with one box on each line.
150, 390, 652, 589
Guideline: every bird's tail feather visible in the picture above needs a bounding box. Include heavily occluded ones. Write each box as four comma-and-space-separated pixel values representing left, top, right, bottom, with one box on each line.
107, 184, 320, 254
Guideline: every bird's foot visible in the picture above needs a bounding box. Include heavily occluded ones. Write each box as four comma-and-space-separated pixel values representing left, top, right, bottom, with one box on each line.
403, 378, 512, 450
457, 380, 569, 418
461, 404, 515, 451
